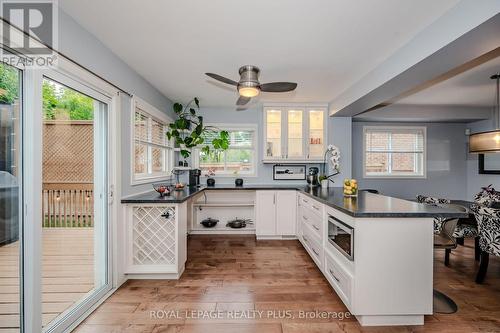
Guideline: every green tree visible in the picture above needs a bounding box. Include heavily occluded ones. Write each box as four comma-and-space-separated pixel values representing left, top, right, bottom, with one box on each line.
42, 81, 58, 119
0, 63, 19, 104
42, 79, 94, 120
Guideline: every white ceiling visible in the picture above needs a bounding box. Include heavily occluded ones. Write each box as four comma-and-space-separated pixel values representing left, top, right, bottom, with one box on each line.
396, 56, 500, 107
59, 0, 460, 107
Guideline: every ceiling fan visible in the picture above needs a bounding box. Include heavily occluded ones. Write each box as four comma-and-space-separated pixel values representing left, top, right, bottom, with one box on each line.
205, 65, 297, 107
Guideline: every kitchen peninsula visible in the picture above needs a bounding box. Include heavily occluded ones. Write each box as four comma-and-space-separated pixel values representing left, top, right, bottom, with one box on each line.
121, 185, 466, 327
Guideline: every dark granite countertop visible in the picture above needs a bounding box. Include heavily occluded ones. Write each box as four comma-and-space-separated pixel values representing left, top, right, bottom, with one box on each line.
121, 185, 467, 218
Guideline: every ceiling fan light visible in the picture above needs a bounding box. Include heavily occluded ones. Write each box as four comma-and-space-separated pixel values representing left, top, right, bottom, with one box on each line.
469, 130, 500, 153
238, 86, 260, 98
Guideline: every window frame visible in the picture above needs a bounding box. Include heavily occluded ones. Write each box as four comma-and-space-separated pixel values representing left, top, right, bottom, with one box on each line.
194, 123, 258, 177
362, 126, 427, 179
131, 97, 173, 185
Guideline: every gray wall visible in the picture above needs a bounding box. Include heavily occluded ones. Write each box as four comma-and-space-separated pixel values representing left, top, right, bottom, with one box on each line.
190, 106, 351, 186
58, 10, 174, 197
466, 119, 500, 200
352, 122, 468, 200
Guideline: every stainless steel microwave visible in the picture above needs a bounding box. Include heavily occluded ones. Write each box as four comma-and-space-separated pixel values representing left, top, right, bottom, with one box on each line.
327, 215, 354, 261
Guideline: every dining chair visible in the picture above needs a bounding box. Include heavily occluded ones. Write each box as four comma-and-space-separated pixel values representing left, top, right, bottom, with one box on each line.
470, 204, 500, 283
434, 204, 467, 266
416, 195, 451, 234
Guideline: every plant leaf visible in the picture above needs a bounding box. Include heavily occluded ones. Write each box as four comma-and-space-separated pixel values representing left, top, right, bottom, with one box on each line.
173, 103, 183, 113
194, 97, 199, 108
190, 108, 196, 116
180, 149, 190, 158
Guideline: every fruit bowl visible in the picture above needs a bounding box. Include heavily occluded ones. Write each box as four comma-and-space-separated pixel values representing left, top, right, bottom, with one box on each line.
153, 183, 171, 197
343, 179, 358, 197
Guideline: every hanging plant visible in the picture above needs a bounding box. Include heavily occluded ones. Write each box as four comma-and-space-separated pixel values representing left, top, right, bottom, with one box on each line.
166, 97, 229, 158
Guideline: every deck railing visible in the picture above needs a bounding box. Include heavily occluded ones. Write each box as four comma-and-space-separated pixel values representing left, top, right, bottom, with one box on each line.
42, 183, 94, 227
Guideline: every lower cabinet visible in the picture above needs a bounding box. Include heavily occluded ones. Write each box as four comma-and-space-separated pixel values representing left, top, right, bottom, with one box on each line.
256, 190, 297, 238
124, 203, 187, 278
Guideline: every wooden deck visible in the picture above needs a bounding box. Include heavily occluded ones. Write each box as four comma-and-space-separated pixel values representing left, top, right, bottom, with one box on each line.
0, 228, 94, 331
75, 235, 500, 333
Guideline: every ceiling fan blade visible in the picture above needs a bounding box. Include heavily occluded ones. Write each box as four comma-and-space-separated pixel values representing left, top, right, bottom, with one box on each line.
236, 96, 251, 106
205, 73, 238, 86
260, 82, 297, 92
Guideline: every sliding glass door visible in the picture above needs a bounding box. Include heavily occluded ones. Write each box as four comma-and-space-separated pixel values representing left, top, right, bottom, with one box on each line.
39, 73, 111, 332
0, 62, 23, 332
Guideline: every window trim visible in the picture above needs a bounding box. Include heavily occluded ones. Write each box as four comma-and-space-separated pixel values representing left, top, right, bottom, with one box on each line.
362, 126, 427, 179
130, 97, 173, 185
194, 123, 258, 178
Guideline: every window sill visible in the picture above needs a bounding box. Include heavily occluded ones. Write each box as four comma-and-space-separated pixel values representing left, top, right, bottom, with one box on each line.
131, 174, 172, 186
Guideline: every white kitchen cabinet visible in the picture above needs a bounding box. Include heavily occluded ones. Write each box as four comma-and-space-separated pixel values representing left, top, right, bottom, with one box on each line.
256, 190, 296, 238
124, 203, 187, 278
276, 191, 297, 236
263, 104, 326, 163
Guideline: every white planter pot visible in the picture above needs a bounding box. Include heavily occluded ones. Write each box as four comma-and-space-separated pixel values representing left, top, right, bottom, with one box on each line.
321, 179, 329, 188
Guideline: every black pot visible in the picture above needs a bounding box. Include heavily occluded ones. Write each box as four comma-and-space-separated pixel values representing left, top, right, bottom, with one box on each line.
207, 178, 215, 187
235, 178, 243, 187
201, 218, 218, 228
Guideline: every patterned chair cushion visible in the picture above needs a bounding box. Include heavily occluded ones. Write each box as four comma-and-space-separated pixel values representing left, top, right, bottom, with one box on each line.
416, 195, 451, 234
474, 185, 500, 207
452, 224, 478, 238
470, 204, 500, 256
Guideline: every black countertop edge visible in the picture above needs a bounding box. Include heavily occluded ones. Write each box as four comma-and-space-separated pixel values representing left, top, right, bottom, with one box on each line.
121, 185, 468, 218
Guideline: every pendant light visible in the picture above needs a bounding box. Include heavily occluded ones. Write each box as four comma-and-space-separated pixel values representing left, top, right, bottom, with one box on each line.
469, 73, 500, 153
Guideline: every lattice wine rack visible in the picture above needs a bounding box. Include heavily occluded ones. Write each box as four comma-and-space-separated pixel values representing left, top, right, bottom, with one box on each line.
131, 206, 176, 266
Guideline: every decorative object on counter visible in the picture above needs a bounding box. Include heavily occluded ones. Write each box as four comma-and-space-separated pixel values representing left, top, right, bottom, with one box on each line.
469, 73, 500, 153
226, 218, 252, 229
306, 167, 319, 187
205, 167, 216, 187
152, 183, 171, 197
178, 161, 184, 167
319, 175, 328, 188
200, 218, 219, 228
343, 178, 358, 197
320, 145, 340, 185
166, 97, 229, 158
183, 161, 188, 167
235, 178, 244, 187
173, 183, 185, 191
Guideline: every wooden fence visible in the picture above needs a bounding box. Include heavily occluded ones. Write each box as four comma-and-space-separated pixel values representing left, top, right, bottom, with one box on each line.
42, 183, 94, 227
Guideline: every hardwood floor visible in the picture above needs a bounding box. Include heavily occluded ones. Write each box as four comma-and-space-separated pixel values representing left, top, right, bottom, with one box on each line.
74, 235, 500, 333
0, 228, 94, 331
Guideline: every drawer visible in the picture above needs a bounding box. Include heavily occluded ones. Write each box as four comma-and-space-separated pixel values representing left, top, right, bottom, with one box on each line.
302, 224, 323, 269
300, 206, 323, 241
299, 194, 324, 217
325, 250, 352, 306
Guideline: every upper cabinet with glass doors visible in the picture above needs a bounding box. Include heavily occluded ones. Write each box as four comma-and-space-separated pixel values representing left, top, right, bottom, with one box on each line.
263, 104, 326, 162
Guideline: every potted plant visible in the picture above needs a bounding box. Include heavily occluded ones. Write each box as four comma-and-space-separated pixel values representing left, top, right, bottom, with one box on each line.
205, 167, 216, 187
166, 97, 229, 159
320, 145, 340, 187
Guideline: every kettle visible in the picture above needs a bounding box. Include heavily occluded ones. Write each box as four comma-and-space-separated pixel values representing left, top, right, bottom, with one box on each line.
306, 167, 319, 187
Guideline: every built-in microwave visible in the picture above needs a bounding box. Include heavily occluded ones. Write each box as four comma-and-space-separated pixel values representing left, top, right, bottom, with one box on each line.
327, 215, 354, 261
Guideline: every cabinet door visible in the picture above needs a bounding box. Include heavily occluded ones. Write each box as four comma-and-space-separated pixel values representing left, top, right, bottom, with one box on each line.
256, 191, 276, 235
264, 108, 283, 159
276, 191, 297, 236
286, 108, 305, 159
307, 108, 325, 160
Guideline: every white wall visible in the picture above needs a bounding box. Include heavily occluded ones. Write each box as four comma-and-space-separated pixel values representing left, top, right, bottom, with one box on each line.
352, 122, 468, 200
466, 119, 500, 200
58, 9, 175, 197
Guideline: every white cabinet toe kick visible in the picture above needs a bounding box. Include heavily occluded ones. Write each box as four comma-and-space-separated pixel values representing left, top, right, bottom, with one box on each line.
297, 193, 434, 327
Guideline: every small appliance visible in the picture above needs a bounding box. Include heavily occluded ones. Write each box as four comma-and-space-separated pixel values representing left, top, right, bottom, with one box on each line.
188, 169, 201, 187
306, 167, 319, 187
328, 215, 354, 260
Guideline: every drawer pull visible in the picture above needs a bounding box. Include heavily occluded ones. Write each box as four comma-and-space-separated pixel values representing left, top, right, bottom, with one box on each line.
312, 224, 320, 231
328, 269, 340, 282
303, 236, 309, 243
312, 247, 320, 256
303, 199, 309, 203
302, 215, 308, 221
312, 205, 320, 210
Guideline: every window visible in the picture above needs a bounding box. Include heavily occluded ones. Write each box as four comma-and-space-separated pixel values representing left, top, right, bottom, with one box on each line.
133, 98, 173, 182
197, 125, 257, 176
363, 126, 426, 178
